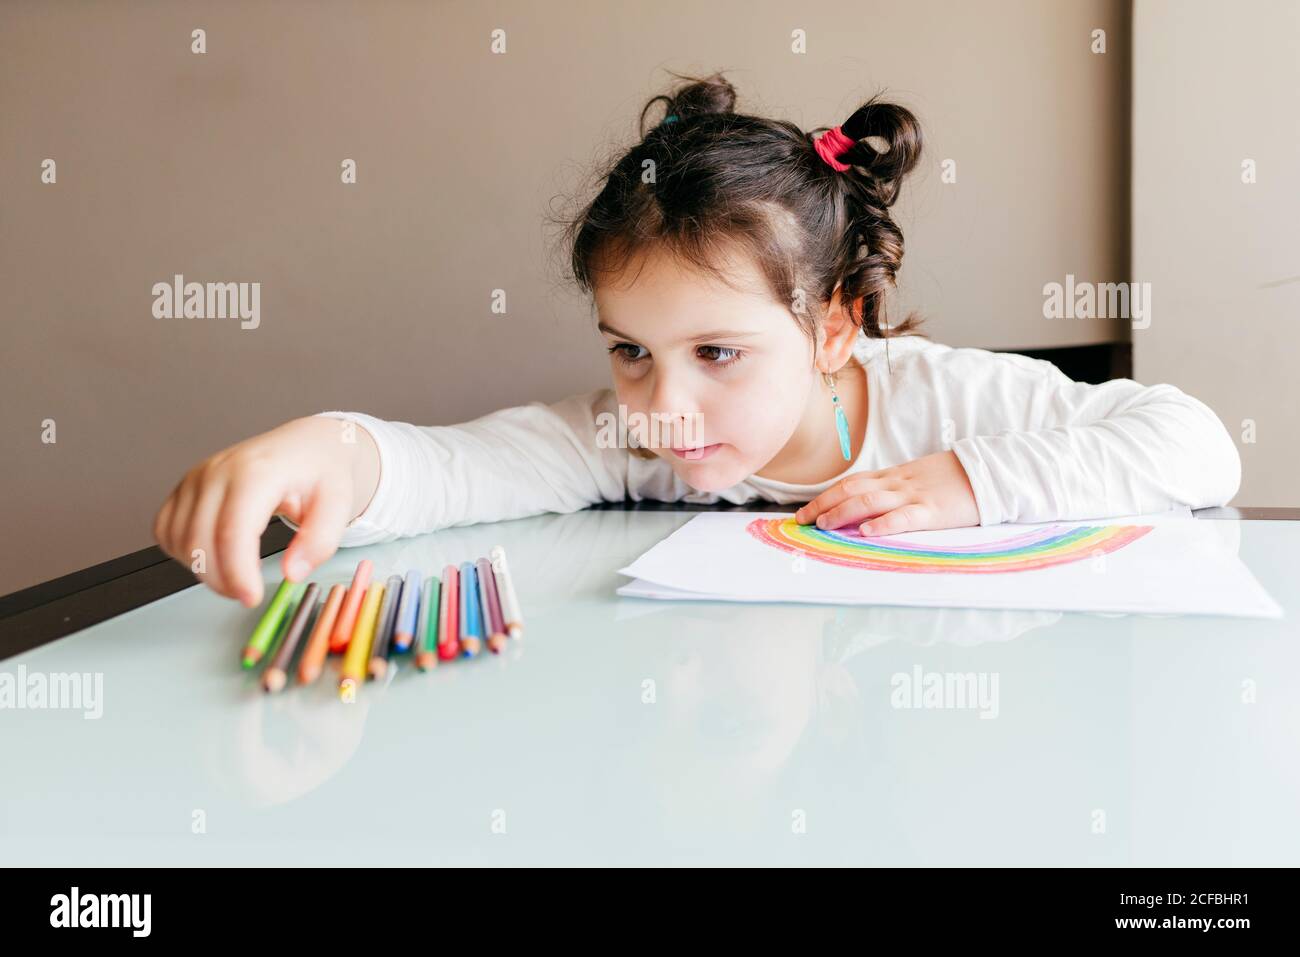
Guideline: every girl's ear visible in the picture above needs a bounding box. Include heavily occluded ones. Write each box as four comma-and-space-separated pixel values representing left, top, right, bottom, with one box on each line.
819, 285, 860, 372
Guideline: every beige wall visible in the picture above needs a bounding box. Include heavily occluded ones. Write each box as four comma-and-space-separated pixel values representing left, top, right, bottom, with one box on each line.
2, 0, 1132, 596
1132, 0, 1299, 508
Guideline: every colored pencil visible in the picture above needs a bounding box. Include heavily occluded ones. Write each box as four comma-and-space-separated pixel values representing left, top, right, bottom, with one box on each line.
330, 559, 373, 653
368, 574, 404, 679
489, 545, 524, 639
393, 569, 422, 652
340, 582, 384, 697
263, 583, 319, 693
259, 605, 295, 678
242, 579, 306, 669
479, 556, 508, 652
437, 563, 460, 660
477, 558, 507, 653
459, 561, 481, 658
298, 583, 346, 685
415, 576, 440, 671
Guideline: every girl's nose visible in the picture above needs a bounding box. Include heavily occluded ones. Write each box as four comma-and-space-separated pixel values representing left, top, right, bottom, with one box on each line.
647, 375, 698, 446
646, 411, 692, 450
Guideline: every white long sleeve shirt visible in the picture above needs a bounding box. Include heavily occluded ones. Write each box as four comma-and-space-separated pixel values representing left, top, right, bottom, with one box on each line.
282, 334, 1242, 547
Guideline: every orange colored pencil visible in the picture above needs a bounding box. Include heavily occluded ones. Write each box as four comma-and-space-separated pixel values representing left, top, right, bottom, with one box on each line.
329, 559, 372, 653
298, 583, 345, 685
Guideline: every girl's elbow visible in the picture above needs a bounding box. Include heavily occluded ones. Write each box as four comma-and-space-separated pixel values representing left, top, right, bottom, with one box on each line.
1217, 435, 1243, 506
1198, 414, 1243, 507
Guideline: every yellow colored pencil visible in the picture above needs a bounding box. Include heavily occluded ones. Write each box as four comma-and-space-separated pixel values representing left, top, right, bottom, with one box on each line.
339, 583, 384, 699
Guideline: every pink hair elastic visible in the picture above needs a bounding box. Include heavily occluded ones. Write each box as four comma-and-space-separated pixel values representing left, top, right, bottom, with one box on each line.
814, 125, 856, 172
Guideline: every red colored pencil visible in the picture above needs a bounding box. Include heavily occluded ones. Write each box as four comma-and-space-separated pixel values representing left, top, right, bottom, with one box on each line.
329, 559, 372, 653
437, 563, 460, 660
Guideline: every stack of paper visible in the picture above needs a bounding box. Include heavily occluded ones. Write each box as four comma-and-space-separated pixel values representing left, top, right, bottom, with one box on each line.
616, 510, 1283, 619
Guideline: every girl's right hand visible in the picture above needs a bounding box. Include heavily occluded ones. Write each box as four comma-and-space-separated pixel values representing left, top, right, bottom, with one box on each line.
152, 416, 380, 608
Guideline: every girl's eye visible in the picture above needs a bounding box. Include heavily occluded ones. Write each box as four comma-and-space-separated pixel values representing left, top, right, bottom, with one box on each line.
608, 343, 648, 365
697, 345, 744, 367
607, 342, 745, 369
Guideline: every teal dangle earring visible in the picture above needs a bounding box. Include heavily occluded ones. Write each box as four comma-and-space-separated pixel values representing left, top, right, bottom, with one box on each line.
825, 371, 853, 461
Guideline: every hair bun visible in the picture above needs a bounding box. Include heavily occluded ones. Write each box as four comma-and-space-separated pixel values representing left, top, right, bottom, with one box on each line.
829, 97, 923, 206
640, 72, 737, 135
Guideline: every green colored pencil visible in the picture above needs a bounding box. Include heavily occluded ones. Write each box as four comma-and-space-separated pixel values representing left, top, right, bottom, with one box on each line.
242, 579, 306, 669
415, 576, 440, 671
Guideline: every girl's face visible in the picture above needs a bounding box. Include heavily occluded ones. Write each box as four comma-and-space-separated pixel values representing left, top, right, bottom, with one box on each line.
594, 244, 818, 491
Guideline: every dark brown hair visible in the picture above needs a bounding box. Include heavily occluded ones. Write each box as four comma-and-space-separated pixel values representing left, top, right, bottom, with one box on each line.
560, 71, 927, 349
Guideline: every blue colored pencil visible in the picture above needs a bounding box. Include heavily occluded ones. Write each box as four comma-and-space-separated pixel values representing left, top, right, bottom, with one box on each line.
459, 560, 482, 657
393, 568, 422, 652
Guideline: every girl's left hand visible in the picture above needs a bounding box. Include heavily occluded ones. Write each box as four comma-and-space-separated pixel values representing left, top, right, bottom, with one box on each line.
793, 450, 981, 536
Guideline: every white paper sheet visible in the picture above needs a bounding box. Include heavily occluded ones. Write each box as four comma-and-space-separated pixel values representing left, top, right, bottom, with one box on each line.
615, 510, 1283, 619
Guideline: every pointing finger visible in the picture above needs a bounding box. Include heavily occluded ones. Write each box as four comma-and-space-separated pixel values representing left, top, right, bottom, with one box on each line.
816, 489, 908, 531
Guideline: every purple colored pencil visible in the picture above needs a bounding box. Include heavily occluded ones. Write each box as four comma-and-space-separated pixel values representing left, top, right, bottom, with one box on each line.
477, 557, 508, 653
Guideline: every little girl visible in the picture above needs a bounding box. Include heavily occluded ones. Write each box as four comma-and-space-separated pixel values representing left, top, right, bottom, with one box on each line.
154, 74, 1241, 609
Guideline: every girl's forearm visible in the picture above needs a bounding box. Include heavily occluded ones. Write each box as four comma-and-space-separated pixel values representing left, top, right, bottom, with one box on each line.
347, 424, 381, 523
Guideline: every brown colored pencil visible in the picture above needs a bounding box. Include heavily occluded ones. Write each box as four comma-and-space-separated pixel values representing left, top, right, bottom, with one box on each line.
263, 582, 319, 693
368, 574, 404, 680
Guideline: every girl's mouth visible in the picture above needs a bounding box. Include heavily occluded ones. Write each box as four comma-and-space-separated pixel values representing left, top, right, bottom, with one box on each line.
671, 444, 722, 461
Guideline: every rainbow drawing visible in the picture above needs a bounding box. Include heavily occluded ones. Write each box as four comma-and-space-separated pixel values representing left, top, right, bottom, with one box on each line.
746, 517, 1153, 574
